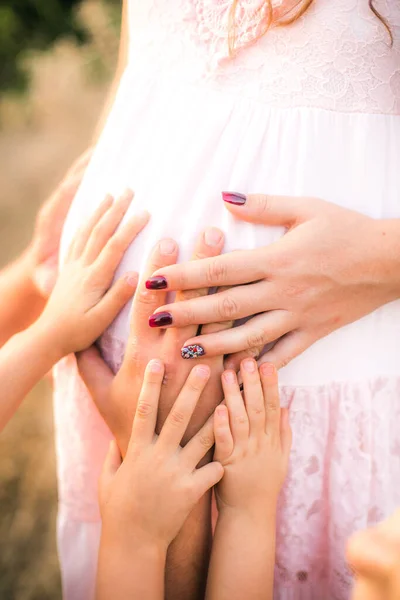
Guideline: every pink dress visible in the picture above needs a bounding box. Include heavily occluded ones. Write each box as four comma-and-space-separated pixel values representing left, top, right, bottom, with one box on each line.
55, 1, 400, 598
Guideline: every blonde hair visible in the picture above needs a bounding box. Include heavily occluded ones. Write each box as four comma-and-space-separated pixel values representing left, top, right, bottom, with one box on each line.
228, 0, 392, 55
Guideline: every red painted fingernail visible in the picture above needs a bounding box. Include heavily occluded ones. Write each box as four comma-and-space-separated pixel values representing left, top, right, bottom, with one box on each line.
222, 191, 247, 205
145, 276, 168, 290
181, 345, 206, 359
149, 311, 173, 327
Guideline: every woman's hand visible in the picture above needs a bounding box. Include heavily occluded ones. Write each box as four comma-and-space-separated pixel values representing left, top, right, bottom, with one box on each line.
38, 189, 149, 357
77, 227, 231, 454
347, 509, 400, 600
145, 193, 400, 369
30, 148, 92, 297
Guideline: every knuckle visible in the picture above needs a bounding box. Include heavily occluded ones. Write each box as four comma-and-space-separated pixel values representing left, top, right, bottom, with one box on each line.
246, 330, 266, 350
250, 404, 264, 416
198, 434, 213, 449
126, 336, 142, 364
254, 194, 270, 216
169, 409, 186, 427
206, 259, 228, 285
234, 414, 248, 427
178, 288, 205, 302
108, 236, 125, 256
180, 306, 197, 325
136, 401, 153, 419
284, 283, 307, 299
217, 295, 239, 320
265, 401, 278, 413
136, 288, 158, 306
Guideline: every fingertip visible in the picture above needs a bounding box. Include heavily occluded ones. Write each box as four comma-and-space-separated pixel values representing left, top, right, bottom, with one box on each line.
147, 358, 164, 374
241, 358, 257, 374
124, 271, 139, 288
193, 364, 211, 380
158, 238, 178, 257
121, 187, 134, 201
204, 227, 224, 248
260, 361, 277, 379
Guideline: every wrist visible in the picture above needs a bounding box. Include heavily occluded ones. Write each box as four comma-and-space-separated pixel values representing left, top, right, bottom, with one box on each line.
28, 318, 65, 365
101, 521, 169, 558
218, 500, 277, 526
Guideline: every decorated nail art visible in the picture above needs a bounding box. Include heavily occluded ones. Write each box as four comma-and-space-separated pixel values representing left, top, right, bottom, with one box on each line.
146, 276, 168, 290
181, 344, 206, 359
149, 311, 173, 327
222, 192, 247, 205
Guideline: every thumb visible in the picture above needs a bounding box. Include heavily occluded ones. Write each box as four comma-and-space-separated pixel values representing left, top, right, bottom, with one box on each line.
222, 192, 314, 227
76, 345, 114, 418
99, 440, 122, 504
194, 461, 224, 499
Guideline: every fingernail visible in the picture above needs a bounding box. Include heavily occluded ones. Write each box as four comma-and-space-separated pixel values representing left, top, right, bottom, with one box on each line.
146, 276, 167, 290
261, 362, 276, 376
204, 227, 223, 247
125, 272, 138, 287
181, 344, 206, 359
223, 371, 236, 384
159, 239, 176, 255
222, 191, 247, 205
148, 359, 163, 373
194, 365, 210, 378
242, 359, 256, 373
149, 311, 173, 328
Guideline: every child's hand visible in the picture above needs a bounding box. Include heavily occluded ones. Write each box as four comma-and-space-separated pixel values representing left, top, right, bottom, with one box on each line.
31, 148, 92, 297
347, 509, 400, 600
38, 189, 149, 357
213, 360, 292, 515
99, 359, 224, 549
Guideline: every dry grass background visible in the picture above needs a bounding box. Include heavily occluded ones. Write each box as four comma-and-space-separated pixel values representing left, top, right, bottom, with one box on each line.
0, 4, 118, 598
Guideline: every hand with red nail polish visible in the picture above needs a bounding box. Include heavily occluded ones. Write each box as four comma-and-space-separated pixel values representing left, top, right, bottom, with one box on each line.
205, 361, 292, 600
144, 193, 400, 373
97, 359, 223, 600
77, 226, 233, 456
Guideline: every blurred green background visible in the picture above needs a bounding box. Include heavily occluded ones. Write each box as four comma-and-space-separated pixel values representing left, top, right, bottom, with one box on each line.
0, 2, 120, 598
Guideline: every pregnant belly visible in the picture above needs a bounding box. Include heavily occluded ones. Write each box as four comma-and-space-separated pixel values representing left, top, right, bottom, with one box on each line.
60, 78, 400, 387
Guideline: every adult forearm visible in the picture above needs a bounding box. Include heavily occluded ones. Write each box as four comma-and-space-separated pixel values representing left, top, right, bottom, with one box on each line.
0, 251, 45, 347
165, 491, 213, 600
206, 508, 276, 600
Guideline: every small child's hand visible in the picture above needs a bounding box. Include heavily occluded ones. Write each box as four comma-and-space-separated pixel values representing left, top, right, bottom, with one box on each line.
99, 359, 224, 550
38, 189, 149, 357
213, 360, 292, 515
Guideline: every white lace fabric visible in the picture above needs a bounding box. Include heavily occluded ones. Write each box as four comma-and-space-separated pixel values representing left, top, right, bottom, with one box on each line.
130, 0, 400, 114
